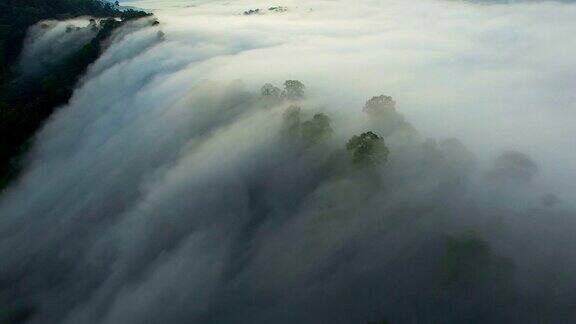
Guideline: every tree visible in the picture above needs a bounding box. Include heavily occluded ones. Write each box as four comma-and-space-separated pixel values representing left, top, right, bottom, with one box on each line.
282, 105, 302, 134
282, 107, 332, 144
243, 9, 261, 15
268, 6, 288, 13
541, 193, 561, 207
283, 80, 305, 100
439, 138, 476, 171
363, 95, 396, 116
487, 151, 538, 184
346, 131, 389, 165
442, 232, 514, 288
443, 233, 492, 284
301, 113, 332, 143
261, 83, 281, 98
0, 0, 152, 191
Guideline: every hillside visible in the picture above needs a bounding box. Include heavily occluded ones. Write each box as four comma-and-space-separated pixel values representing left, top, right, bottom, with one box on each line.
0, 0, 121, 78
0, 0, 151, 191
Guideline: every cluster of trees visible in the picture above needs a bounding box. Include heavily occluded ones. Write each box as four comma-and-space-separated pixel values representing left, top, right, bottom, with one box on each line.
268, 6, 288, 13
1, 0, 122, 79
243, 6, 289, 15
442, 233, 514, 287
261, 80, 305, 101
487, 150, 538, 184
266, 82, 524, 322
363, 95, 396, 115
346, 131, 389, 166
0, 0, 152, 190
265, 80, 527, 290
268, 80, 391, 168
243, 9, 261, 16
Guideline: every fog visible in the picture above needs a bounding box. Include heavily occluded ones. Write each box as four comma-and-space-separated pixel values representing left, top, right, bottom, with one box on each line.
18, 19, 98, 76
1, 0, 576, 323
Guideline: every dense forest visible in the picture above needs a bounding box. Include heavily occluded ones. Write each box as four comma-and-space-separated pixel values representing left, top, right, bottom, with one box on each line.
0, 0, 151, 190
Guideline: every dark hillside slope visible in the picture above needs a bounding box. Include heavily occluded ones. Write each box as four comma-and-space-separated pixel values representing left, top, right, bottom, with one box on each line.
0, 0, 152, 191
0, 0, 119, 79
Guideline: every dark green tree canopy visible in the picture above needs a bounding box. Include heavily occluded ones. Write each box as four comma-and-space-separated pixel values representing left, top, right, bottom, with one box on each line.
0, 0, 147, 79
282, 107, 332, 145
442, 233, 514, 288
261, 83, 281, 98
363, 95, 396, 115
283, 80, 305, 100
346, 131, 389, 165
0, 0, 151, 190
488, 150, 538, 184
301, 113, 332, 143
282, 105, 302, 130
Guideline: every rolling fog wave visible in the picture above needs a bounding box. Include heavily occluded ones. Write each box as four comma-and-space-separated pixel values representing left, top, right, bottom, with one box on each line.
1, 0, 576, 323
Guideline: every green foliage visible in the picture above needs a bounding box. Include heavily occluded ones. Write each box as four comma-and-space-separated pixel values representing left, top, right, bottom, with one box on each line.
488, 151, 538, 184
301, 113, 332, 143
282, 105, 302, 134
346, 131, 389, 166
0, 0, 151, 78
283, 79, 305, 100
443, 233, 492, 284
261, 83, 281, 98
282, 106, 332, 145
260, 80, 305, 103
361, 95, 418, 140
442, 232, 514, 287
0, 0, 116, 76
120, 9, 153, 21
0, 0, 152, 191
363, 95, 396, 115
0, 302, 36, 324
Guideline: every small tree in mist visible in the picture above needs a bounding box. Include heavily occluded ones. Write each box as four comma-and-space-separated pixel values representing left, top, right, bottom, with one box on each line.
361, 94, 419, 141
283, 80, 305, 100
282, 107, 333, 144
282, 105, 302, 135
88, 19, 98, 32
487, 151, 538, 184
541, 193, 561, 208
444, 233, 492, 284
363, 95, 396, 116
260, 82, 292, 108
442, 232, 514, 289
261, 83, 282, 98
301, 113, 332, 144
346, 131, 389, 165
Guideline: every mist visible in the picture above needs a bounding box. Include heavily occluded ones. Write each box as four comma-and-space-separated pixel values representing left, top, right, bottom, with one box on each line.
1, 0, 576, 323
18, 19, 98, 77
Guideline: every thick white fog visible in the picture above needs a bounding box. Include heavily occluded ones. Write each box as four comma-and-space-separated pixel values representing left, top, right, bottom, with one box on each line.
1, 0, 576, 323
18, 19, 98, 76
125, 0, 576, 192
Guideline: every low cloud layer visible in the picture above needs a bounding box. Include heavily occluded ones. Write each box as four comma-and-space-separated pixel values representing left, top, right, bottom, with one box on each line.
1, 0, 576, 323
18, 18, 98, 76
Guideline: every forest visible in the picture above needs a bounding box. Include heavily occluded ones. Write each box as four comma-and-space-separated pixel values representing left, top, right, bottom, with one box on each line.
0, 0, 151, 190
